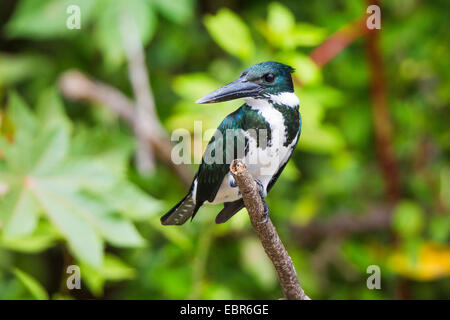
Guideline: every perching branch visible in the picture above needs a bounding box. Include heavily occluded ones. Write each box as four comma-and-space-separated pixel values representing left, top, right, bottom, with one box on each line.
230, 159, 310, 300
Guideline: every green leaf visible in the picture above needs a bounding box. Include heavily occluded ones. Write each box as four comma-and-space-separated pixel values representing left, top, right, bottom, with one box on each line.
0, 221, 59, 253
0, 53, 52, 87
13, 268, 48, 300
172, 73, 220, 101
204, 8, 254, 60
291, 23, 327, 47
267, 2, 295, 34
5, 93, 69, 175
152, 0, 193, 24
96, 215, 145, 247
440, 167, 450, 208
6, 0, 98, 39
290, 54, 322, 85
0, 185, 39, 237
1, 91, 157, 269
261, 3, 326, 49
36, 87, 72, 134
169, 73, 241, 131
392, 201, 425, 238
31, 183, 104, 268
30, 129, 70, 176
7, 91, 38, 137
102, 183, 163, 220
294, 85, 346, 154
149, 218, 192, 250
102, 254, 136, 280
429, 216, 450, 243
342, 241, 373, 272
94, 0, 157, 69
79, 254, 136, 296
49, 160, 119, 192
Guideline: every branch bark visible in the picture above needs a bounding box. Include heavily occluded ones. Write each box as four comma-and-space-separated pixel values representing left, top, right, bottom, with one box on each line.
230, 159, 310, 300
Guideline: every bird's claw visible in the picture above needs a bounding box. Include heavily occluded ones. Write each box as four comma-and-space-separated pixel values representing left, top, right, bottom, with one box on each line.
254, 179, 269, 224
254, 178, 267, 198
259, 199, 269, 224
229, 175, 237, 188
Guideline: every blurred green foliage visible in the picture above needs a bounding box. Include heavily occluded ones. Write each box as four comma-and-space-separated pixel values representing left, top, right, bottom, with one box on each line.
0, 0, 449, 299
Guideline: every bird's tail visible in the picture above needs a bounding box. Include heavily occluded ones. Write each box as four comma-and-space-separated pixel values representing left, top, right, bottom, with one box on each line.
160, 193, 198, 225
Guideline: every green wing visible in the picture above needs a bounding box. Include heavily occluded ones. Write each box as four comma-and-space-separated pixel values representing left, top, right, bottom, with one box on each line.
195, 107, 246, 205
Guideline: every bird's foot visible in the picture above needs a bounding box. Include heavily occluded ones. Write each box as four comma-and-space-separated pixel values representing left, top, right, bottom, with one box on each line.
254, 178, 267, 198
229, 175, 237, 188
254, 178, 269, 224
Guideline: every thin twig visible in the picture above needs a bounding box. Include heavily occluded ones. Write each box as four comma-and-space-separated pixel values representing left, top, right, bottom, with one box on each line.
120, 13, 159, 174
59, 70, 135, 122
230, 159, 310, 300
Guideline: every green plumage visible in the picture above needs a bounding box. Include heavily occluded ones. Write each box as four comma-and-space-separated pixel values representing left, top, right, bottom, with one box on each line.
195, 104, 271, 206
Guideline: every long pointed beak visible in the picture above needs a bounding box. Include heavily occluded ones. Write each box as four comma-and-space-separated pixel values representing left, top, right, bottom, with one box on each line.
196, 79, 262, 104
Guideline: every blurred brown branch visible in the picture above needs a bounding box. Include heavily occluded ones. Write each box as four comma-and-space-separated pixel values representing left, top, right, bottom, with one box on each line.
290, 6, 400, 241
366, 0, 400, 202
59, 70, 193, 187
310, 18, 372, 68
300, 3, 401, 202
120, 13, 158, 174
290, 206, 392, 246
230, 159, 310, 300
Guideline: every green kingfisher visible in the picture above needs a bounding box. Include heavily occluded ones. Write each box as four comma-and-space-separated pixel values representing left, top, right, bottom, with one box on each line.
161, 61, 301, 225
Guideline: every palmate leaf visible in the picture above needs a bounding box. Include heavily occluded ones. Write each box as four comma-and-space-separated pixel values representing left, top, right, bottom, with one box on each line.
0, 221, 59, 253
0, 185, 39, 238
101, 183, 163, 221
0, 91, 160, 269
31, 180, 105, 268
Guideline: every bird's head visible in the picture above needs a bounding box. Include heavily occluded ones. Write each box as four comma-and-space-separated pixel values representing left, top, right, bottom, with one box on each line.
196, 61, 295, 104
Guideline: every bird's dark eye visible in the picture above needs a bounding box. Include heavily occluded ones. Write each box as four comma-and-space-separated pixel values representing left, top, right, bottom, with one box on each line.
264, 73, 275, 83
